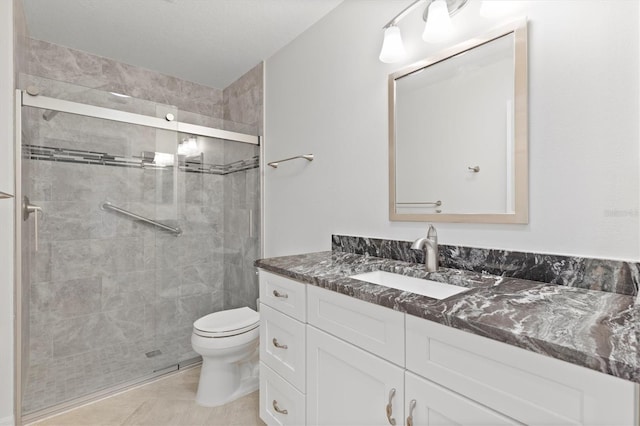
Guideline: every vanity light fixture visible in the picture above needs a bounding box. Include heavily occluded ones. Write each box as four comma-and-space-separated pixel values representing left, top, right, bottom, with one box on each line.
379, 26, 406, 63
379, 0, 469, 63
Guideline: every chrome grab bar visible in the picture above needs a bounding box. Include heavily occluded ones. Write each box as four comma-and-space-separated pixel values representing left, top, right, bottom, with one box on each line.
101, 202, 182, 236
268, 154, 314, 168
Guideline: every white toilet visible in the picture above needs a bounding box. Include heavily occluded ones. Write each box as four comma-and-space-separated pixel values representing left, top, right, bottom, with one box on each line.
191, 306, 260, 407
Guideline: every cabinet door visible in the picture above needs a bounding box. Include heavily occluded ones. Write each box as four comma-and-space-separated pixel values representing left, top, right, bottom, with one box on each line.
405, 372, 521, 426
307, 325, 404, 426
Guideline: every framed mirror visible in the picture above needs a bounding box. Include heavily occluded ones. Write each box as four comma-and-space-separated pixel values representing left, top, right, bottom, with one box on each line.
389, 20, 528, 223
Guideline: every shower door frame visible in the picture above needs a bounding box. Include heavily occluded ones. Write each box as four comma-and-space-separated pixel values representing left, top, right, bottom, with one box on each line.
14, 88, 261, 424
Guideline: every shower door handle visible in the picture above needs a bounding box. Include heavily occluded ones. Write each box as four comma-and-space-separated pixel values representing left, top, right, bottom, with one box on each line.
0, 191, 13, 199
23, 196, 43, 251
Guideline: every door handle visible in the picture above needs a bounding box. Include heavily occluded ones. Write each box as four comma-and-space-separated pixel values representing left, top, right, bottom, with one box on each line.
406, 399, 416, 426
0, 191, 13, 199
272, 289, 288, 299
272, 338, 288, 349
23, 196, 43, 251
272, 399, 288, 415
386, 388, 397, 425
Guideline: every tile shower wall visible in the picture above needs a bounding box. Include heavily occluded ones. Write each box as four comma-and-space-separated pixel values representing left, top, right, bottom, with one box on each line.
21, 40, 263, 413
26, 38, 224, 118
223, 63, 263, 310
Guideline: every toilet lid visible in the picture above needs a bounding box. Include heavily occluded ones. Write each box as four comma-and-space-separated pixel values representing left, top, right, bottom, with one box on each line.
193, 307, 259, 337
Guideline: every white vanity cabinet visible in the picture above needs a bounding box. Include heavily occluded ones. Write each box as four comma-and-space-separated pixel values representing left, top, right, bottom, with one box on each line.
306, 285, 405, 426
258, 269, 639, 426
307, 325, 404, 426
258, 270, 307, 426
406, 315, 638, 426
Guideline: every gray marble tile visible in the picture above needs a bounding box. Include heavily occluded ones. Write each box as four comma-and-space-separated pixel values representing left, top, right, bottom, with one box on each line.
179, 233, 221, 266
180, 263, 222, 297
179, 204, 222, 236
223, 62, 263, 135
155, 267, 180, 300
101, 270, 155, 312
178, 293, 218, 326
30, 240, 52, 284
27, 38, 224, 117
51, 306, 145, 358
38, 201, 97, 241
31, 277, 102, 321
27, 319, 53, 366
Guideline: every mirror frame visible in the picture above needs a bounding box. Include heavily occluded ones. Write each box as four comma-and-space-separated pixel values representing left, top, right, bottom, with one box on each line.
389, 19, 528, 224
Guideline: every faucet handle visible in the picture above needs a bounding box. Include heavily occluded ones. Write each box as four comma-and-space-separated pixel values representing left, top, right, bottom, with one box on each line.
427, 224, 437, 243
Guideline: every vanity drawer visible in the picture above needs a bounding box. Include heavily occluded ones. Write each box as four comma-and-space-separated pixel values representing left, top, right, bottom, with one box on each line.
260, 303, 306, 392
307, 284, 405, 366
406, 315, 637, 426
259, 270, 306, 321
260, 362, 306, 426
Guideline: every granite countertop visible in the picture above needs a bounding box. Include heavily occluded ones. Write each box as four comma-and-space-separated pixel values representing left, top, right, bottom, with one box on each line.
255, 251, 640, 384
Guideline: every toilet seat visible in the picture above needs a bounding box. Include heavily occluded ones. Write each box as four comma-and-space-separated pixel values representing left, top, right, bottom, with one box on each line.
193, 307, 259, 338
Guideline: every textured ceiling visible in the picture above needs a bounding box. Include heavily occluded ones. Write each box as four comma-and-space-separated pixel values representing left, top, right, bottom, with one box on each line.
22, 0, 344, 89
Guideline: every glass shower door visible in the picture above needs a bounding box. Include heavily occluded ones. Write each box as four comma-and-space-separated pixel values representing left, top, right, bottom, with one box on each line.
19, 95, 183, 415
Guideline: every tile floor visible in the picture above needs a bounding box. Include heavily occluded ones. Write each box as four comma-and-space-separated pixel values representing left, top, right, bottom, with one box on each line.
30, 366, 265, 426
23, 334, 199, 414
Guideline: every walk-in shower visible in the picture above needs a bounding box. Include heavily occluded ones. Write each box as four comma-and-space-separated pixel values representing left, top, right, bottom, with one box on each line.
15, 76, 262, 422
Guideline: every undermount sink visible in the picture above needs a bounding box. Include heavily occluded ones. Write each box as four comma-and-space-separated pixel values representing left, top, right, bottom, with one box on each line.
349, 270, 471, 300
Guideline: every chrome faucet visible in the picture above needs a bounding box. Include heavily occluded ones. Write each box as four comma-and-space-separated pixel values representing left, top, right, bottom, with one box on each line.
411, 225, 438, 272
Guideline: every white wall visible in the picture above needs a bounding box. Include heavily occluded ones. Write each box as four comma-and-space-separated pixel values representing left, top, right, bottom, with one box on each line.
0, 0, 15, 423
264, 0, 640, 261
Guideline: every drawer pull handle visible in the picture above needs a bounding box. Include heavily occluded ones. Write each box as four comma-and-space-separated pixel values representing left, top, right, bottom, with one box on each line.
386, 388, 397, 425
273, 289, 288, 299
406, 399, 416, 426
273, 399, 288, 415
272, 338, 288, 349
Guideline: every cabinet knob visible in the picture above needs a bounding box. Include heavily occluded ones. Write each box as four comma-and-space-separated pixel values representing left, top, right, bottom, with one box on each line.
386, 388, 397, 425
272, 338, 288, 349
273, 399, 288, 415
273, 289, 288, 299
406, 399, 416, 426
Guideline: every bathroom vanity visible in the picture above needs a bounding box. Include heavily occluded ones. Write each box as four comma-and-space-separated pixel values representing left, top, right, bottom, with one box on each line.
256, 251, 639, 426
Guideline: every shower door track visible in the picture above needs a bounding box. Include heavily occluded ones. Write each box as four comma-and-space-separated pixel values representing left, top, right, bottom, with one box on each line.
20, 90, 260, 145
14, 88, 261, 424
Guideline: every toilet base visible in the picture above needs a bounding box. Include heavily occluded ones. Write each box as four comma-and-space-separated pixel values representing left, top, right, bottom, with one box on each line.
195, 355, 259, 407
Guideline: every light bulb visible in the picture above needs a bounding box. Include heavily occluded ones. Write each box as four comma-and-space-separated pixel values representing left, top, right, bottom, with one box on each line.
379, 26, 406, 64
153, 152, 175, 167
422, 0, 453, 43
178, 136, 200, 157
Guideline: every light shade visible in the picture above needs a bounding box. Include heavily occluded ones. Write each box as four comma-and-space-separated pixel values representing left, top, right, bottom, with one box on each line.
379, 26, 406, 64
422, 0, 453, 43
153, 152, 175, 167
178, 136, 200, 157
